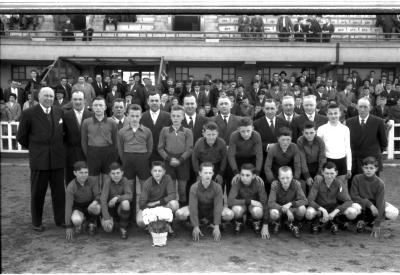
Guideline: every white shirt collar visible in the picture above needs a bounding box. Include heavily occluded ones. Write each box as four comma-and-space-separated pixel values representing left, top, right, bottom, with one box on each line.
185, 113, 196, 123
221, 113, 230, 120
266, 116, 276, 125
151, 109, 160, 117
359, 115, 369, 124
113, 116, 125, 123
74, 108, 83, 115
306, 112, 315, 120
39, 104, 51, 113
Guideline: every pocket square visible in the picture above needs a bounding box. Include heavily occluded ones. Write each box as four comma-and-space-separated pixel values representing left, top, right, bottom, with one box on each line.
59, 118, 63, 124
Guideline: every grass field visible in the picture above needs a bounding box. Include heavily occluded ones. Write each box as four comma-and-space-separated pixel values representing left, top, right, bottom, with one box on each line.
1, 161, 400, 273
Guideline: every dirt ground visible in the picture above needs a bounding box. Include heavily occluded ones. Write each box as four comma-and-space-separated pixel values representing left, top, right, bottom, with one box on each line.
1, 160, 400, 273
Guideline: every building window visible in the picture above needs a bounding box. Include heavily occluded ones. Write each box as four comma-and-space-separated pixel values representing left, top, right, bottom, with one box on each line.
11, 65, 26, 81
222, 67, 236, 81
175, 67, 189, 81
259, 68, 270, 82
381, 69, 395, 82
336, 67, 351, 88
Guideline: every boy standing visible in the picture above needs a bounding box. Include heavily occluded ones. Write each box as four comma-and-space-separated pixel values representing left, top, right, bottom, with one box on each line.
350, 157, 399, 238
65, 161, 101, 240
228, 163, 269, 238
117, 104, 153, 189
175, 162, 234, 242
158, 105, 193, 206
317, 103, 352, 185
228, 117, 263, 176
268, 166, 308, 238
306, 162, 358, 234
81, 97, 118, 187
100, 162, 133, 239
192, 122, 227, 185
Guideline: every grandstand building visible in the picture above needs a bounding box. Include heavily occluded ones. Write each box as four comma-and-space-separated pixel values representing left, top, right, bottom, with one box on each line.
1, 13, 400, 88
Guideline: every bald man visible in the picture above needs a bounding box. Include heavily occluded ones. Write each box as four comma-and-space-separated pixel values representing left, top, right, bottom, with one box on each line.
17, 87, 66, 232
346, 98, 387, 181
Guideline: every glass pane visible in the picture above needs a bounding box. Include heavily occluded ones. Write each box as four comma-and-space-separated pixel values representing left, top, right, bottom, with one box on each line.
1, 124, 8, 136
2, 139, 8, 150
11, 139, 18, 150
176, 67, 182, 74
183, 67, 188, 73
11, 124, 18, 136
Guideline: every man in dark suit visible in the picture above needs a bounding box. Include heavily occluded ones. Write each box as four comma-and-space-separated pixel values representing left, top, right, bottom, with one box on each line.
211, 96, 242, 194
276, 15, 293, 42
276, 95, 300, 127
55, 77, 72, 101
346, 98, 388, 181
105, 84, 122, 116
17, 87, 66, 232
291, 94, 328, 142
53, 89, 69, 108
246, 81, 260, 106
140, 92, 171, 163
126, 74, 146, 111
253, 99, 289, 193
63, 90, 93, 183
322, 17, 335, 43
182, 94, 209, 199
93, 74, 106, 98
350, 70, 363, 94
3, 80, 26, 107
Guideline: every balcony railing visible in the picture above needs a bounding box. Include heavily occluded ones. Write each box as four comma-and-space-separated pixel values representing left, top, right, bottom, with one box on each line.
1, 30, 400, 43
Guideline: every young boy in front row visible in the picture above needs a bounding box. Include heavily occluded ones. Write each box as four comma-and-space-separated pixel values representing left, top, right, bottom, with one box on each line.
175, 162, 234, 242
65, 161, 101, 241
136, 161, 179, 235
100, 162, 133, 239
228, 163, 269, 239
350, 157, 399, 238
268, 166, 308, 238
306, 162, 359, 234
158, 105, 193, 206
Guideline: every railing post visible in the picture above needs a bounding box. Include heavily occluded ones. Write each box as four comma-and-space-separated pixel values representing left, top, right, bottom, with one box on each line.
387, 120, 395, 160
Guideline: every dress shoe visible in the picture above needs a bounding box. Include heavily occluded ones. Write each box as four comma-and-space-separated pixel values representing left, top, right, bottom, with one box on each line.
32, 225, 45, 232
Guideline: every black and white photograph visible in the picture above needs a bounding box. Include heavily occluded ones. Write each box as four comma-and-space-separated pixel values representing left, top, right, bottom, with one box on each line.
1, 0, 400, 273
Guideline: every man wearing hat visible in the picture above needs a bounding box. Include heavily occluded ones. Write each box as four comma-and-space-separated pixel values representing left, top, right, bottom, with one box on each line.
279, 71, 289, 84
53, 88, 69, 108
127, 74, 146, 111
190, 81, 206, 107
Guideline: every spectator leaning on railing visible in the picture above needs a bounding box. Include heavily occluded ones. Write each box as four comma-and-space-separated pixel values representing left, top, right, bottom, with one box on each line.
276, 15, 293, 42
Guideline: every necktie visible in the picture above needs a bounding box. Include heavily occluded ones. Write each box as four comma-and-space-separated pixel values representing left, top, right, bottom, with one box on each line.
99, 82, 102, 89
287, 115, 291, 123
188, 116, 194, 129
77, 111, 82, 126
308, 115, 313, 121
269, 119, 275, 133
118, 120, 123, 130
45, 108, 52, 126
361, 119, 366, 130
223, 115, 228, 125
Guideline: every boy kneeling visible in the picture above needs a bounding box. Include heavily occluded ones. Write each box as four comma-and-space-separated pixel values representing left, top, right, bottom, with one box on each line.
175, 162, 234, 242
268, 166, 308, 238
100, 162, 133, 239
136, 161, 179, 236
306, 162, 358, 234
228, 163, 269, 239
65, 161, 101, 241
350, 156, 399, 238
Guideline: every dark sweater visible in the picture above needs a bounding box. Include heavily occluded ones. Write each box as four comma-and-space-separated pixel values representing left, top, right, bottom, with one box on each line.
139, 175, 177, 210
350, 174, 385, 226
